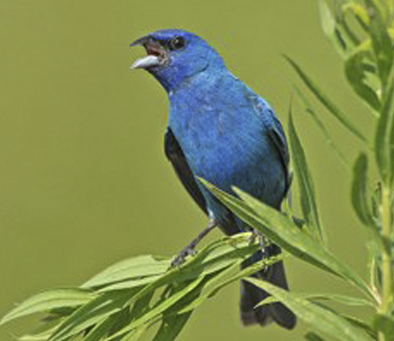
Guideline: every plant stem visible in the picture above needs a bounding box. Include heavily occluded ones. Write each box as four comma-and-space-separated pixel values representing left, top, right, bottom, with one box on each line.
378, 186, 393, 341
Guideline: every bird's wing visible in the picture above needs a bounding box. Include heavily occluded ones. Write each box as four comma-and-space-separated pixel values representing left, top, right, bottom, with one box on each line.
164, 128, 208, 215
254, 98, 291, 196
267, 109, 291, 196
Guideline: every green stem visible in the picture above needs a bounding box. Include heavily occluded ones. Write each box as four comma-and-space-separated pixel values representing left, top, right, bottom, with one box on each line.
378, 186, 393, 341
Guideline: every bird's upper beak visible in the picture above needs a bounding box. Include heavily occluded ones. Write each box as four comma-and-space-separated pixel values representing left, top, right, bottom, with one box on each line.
130, 35, 168, 70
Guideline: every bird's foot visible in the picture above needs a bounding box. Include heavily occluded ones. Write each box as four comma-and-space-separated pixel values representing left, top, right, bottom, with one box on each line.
247, 229, 264, 247
170, 246, 197, 268
248, 229, 271, 271
169, 220, 217, 269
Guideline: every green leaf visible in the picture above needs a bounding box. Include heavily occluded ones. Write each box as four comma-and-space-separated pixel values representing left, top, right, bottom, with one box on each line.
342, 314, 377, 339
15, 321, 61, 341
258, 292, 373, 307
365, 0, 394, 89
114, 324, 148, 341
305, 331, 326, 341
151, 312, 192, 341
294, 87, 350, 168
387, 0, 394, 15
98, 276, 162, 293
150, 274, 208, 341
200, 179, 376, 302
83, 312, 123, 341
345, 51, 381, 111
119, 234, 258, 309
342, 2, 370, 30
176, 261, 243, 314
246, 278, 374, 341
351, 153, 375, 226
108, 277, 205, 340
373, 314, 394, 340
0, 289, 94, 326
82, 255, 170, 289
178, 255, 282, 314
285, 56, 368, 143
375, 80, 394, 186
288, 111, 326, 242
351, 154, 391, 257
49, 290, 137, 341
319, 0, 347, 57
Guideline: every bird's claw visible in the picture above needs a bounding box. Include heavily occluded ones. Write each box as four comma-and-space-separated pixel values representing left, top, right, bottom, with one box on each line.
247, 229, 262, 246
248, 229, 269, 259
170, 246, 197, 268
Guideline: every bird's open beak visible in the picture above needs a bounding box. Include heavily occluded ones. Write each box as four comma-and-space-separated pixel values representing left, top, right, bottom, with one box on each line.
130, 36, 168, 70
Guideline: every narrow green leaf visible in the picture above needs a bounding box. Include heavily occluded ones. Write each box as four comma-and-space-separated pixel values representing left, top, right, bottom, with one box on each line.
49, 290, 136, 341
342, 2, 370, 30
97, 236, 256, 293
365, 0, 394, 89
200, 179, 376, 302
387, 0, 394, 15
237, 187, 376, 300
0, 289, 94, 326
288, 110, 326, 242
305, 331, 326, 341
83, 312, 122, 341
246, 278, 374, 341
15, 321, 61, 341
373, 314, 394, 340
17, 334, 55, 341
108, 277, 205, 340
294, 87, 350, 168
338, 10, 362, 49
375, 80, 394, 186
119, 234, 258, 312
342, 314, 377, 339
351, 154, 391, 256
285, 56, 368, 143
104, 292, 156, 341
200, 180, 337, 275
98, 276, 161, 293
151, 312, 192, 341
391, 82, 394, 185
177, 261, 243, 313
351, 153, 375, 226
116, 325, 147, 341
345, 51, 381, 111
82, 255, 170, 289
178, 254, 284, 315
258, 292, 373, 307
319, 0, 347, 57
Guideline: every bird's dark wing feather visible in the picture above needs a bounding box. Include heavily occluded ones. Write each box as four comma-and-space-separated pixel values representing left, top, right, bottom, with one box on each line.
164, 128, 208, 215
266, 109, 291, 197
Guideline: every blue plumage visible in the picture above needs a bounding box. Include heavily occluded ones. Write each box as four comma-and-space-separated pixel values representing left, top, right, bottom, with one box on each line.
131, 29, 296, 329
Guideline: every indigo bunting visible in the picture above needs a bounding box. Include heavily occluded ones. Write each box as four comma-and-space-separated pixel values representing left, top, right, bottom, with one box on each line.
130, 29, 296, 329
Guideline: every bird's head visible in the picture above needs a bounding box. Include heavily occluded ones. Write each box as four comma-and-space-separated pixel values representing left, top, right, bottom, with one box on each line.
130, 29, 225, 91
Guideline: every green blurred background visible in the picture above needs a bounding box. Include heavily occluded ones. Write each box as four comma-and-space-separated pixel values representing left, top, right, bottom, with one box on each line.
0, 0, 375, 340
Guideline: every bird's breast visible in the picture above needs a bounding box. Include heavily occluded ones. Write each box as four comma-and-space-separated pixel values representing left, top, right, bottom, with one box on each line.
169, 100, 273, 191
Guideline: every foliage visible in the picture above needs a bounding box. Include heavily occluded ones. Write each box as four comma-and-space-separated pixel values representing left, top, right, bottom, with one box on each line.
1, 0, 393, 340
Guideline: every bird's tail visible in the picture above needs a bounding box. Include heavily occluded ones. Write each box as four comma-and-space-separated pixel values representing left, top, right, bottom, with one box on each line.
240, 244, 296, 329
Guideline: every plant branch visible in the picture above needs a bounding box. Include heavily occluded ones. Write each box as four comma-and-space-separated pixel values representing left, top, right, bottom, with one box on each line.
378, 186, 393, 341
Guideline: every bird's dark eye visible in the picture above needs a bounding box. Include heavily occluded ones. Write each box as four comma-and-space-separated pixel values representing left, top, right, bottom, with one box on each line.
168, 36, 186, 50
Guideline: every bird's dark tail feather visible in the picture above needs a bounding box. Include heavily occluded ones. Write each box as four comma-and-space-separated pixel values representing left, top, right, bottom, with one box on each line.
240, 244, 296, 329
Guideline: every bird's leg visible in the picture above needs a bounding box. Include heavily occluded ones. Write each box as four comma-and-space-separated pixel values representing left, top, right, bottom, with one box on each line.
248, 229, 270, 271
171, 220, 217, 267
247, 229, 264, 247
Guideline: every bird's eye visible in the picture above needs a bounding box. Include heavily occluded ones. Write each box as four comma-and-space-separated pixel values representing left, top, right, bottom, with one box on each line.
169, 36, 186, 50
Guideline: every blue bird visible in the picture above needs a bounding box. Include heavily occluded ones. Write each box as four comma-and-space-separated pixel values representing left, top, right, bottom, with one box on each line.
130, 29, 296, 329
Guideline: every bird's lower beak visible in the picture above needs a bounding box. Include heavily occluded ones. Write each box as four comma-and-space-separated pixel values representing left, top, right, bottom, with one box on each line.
130, 55, 161, 70
130, 36, 167, 70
